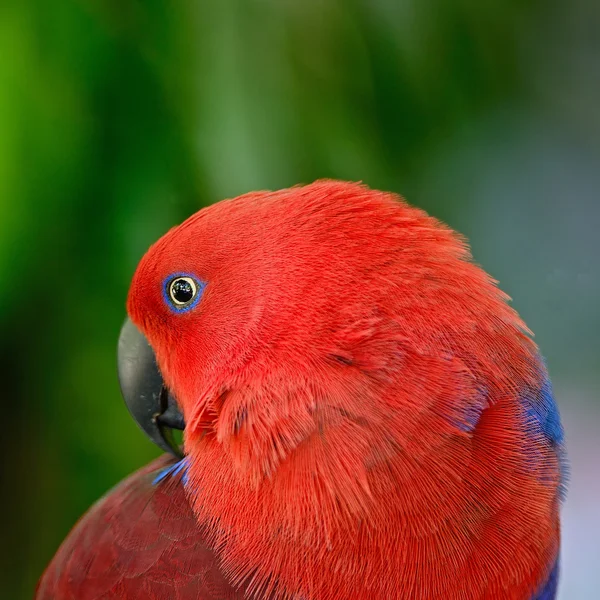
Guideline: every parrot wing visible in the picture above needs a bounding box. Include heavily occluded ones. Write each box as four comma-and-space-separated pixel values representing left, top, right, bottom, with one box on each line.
36, 454, 246, 600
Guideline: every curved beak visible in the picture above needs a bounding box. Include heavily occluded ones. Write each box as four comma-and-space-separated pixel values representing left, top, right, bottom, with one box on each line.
117, 318, 185, 457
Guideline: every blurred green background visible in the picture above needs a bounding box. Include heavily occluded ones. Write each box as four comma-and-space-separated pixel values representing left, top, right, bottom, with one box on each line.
1, 1, 598, 598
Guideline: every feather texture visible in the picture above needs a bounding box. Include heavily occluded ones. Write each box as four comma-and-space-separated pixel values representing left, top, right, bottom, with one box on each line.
37, 455, 246, 600
127, 181, 564, 599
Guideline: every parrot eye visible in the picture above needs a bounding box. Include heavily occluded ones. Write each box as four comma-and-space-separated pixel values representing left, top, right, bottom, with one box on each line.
170, 277, 196, 304
164, 275, 205, 312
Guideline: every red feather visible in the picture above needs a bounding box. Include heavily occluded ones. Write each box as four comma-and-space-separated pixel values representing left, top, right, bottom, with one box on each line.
36, 455, 247, 599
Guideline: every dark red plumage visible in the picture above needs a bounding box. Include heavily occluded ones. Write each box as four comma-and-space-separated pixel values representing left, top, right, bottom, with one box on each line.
37, 455, 246, 600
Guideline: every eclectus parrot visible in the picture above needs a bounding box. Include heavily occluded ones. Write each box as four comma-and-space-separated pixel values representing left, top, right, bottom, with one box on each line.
37, 181, 567, 599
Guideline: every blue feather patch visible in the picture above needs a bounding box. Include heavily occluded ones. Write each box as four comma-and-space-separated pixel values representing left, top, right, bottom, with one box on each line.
152, 457, 190, 486
531, 557, 559, 600
453, 385, 488, 433
519, 362, 568, 500
523, 376, 564, 447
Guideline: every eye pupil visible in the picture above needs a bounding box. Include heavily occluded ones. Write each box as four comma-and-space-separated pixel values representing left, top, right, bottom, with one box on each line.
170, 278, 196, 305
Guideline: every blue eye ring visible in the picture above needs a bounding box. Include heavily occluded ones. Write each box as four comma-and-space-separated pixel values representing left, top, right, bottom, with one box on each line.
163, 273, 206, 313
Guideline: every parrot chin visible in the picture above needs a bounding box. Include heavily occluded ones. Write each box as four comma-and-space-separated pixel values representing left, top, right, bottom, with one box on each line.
117, 318, 185, 457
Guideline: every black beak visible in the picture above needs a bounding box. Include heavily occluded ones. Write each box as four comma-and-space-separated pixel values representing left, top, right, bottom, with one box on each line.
117, 318, 185, 457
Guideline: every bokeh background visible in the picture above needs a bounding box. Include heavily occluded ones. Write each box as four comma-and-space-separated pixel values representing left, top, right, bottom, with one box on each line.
1, 1, 598, 598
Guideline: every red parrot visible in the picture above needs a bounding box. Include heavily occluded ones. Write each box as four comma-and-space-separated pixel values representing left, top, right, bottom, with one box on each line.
38, 180, 566, 599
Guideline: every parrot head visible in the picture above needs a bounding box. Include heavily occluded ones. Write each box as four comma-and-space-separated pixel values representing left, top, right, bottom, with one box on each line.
120, 180, 564, 599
